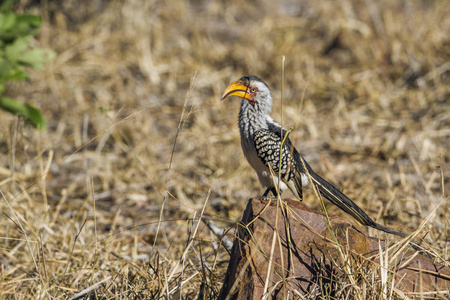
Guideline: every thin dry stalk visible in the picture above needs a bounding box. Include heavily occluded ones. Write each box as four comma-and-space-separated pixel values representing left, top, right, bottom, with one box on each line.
1, 189, 39, 277
90, 175, 98, 261
261, 196, 279, 300
153, 71, 198, 252
165, 188, 210, 285
68, 276, 112, 300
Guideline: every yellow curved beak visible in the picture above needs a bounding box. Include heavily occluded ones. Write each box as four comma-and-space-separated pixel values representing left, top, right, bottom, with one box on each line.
221, 80, 252, 101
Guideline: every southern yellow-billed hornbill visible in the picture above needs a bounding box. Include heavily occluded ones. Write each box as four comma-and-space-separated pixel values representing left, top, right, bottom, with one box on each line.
221, 75, 406, 237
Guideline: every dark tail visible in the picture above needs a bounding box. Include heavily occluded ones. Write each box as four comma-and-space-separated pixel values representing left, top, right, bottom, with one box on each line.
310, 171, 409, 237
308, 171, 376, 227
293, 150, 408, 237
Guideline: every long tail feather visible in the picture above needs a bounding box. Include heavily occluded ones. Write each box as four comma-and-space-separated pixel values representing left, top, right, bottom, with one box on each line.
308, 171, 376, 227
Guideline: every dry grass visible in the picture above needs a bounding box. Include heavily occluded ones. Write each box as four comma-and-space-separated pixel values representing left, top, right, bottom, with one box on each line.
0, 0, 449, 298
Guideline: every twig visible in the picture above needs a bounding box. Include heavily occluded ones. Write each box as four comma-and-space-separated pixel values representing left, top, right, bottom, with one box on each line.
63, 218, 87, 276
201, 218, 233, 252
91, 175, 98, 259
262, 187, 280, 300
68, 276, 112, 300
39, 229, 48, 281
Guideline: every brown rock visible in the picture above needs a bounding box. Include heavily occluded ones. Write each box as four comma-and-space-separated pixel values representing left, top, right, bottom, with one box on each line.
218, 198, 450, 299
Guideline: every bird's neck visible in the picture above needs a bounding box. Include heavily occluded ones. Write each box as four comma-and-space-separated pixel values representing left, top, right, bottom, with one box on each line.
238, 101, 271, 139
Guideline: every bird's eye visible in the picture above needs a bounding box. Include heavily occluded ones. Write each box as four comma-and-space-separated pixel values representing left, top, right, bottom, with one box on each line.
249, 88, 257, 93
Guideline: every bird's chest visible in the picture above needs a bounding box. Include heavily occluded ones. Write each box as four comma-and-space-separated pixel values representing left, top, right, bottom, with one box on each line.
241, 135, 269, 174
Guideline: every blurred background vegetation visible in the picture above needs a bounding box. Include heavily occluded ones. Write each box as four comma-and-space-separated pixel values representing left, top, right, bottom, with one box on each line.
0, 0, 55, 128
0, 0, 448, 298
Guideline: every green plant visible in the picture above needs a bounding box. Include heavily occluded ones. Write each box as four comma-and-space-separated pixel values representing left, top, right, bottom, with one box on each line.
0, 0, 55, 129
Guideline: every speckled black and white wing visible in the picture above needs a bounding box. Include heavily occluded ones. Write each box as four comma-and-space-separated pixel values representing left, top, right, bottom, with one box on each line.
253, 128, 377, 227
253, 129, 304, 199
253, 129, 294, 180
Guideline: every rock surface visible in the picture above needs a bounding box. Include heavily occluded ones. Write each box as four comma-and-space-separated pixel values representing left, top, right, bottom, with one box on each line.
218, 198, 450, 299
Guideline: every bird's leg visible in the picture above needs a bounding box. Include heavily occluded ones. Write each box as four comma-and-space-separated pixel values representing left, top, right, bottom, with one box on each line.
261, 187, 279, 200
261, 188, 271, 199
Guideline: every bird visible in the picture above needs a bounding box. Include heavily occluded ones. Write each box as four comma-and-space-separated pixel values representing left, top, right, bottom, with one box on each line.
221, 75, 407, 237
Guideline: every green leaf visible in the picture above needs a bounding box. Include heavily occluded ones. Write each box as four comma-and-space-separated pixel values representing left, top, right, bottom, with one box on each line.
5, 37, 29, 59
0, 12, 16, 32
0, 96, 46, 129
18, 48, 56, 69
0, 14, 41, 41
0, 0, 16, 12
0, 7, 51, 131
16, 15, 41, 27
15, 15, 41, 36
0, 59, 28, 81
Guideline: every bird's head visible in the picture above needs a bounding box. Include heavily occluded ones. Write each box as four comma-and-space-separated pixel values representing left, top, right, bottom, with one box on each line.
221, 75, 272, 114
